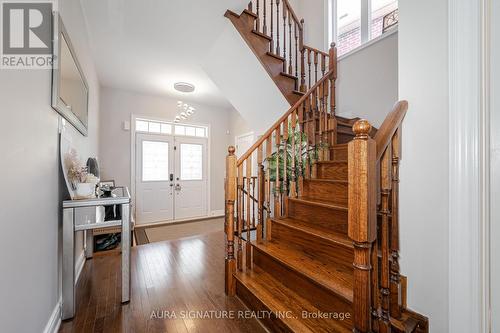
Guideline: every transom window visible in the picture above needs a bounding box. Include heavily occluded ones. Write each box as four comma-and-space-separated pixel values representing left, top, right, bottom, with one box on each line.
135, 119, 207, 138
329, 0, 398, 57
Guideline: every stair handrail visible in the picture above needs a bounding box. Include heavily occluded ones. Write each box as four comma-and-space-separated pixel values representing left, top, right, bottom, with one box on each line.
374, 100, 408, 161
282, 0, 302, 31
237, 43, 337, 166
237, 70, 331, 165
348, 100, 408, 333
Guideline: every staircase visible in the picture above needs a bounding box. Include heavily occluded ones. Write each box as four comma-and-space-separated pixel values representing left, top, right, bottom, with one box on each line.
223, 1, 429, 332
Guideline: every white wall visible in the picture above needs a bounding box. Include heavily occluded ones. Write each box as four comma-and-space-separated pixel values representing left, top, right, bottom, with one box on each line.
398, 0, 449, 332
229, 108, 253, 146
336, 31, 398, 127
491, 0, 500, 330
99, 87, 231, 214
0, 0, 100, 332
203, 24, 291, 135
298, 0, 328, 51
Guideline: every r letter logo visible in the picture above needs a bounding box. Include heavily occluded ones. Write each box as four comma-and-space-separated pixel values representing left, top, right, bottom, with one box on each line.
1, 1, 53, 69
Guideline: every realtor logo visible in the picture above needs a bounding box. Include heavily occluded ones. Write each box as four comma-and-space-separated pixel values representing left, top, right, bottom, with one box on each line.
1, 1, 53, 69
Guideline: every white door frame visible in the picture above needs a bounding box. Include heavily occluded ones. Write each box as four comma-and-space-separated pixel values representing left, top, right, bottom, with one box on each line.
130, 114, 212, 226
448, 0, 491, 332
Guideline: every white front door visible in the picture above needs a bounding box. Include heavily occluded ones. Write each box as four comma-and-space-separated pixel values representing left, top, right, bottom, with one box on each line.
173, 137, 208, 219
135, 134, 174, 224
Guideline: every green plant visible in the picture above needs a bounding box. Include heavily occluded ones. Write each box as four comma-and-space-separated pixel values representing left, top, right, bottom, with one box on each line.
265, 119, 328, 194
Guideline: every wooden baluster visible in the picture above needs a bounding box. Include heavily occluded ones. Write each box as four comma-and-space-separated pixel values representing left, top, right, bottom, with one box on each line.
329, 43, 338, 146
298, 103, 305, 192
299, 20, 306, 92
248, 1, 253, 11
290, 110, 297, 198
390, 128, 402, 319
263, 0, 267, 34
246, 158, 252, 269
270, 0, 274, 52
256, 0, 260, 32
307, 49, 312, 89
311, 90, 317, 178
282, 4, 287, 71
371, 232, 381, 331
314, 51, 318, 84
276, 0, 280, 55
294, 23, 298, 80
274, 126, 281, 217
348, 120, 377, 333
288, 11, 293, 75
252, 177, 256, 228
321, 54, 326, 78
303, 100, 311, 180
265, 136, 272, 239
237, 164, 244, 271
322, 81, 328, 158
324, 80, 329, 150
380, 145, 392, 333
225, 146, 237, 296
282, 119, 289, 215
257, 145, 264, 243
317, 83, 323, 161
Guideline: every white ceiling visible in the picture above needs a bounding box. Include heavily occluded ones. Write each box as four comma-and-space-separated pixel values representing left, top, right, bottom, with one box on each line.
81, 0, 247, 108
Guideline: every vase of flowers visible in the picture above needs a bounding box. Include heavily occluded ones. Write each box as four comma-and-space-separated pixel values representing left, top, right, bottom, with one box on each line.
64, 149, 99, 199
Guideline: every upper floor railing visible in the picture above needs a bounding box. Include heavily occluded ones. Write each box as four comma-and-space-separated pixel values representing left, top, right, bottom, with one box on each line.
248, 0, 331, 92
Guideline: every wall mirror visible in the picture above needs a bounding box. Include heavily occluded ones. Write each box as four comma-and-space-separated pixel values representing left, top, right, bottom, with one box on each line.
52, 14, 89, 136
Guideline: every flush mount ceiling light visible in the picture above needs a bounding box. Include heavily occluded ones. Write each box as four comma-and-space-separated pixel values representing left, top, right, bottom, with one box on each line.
174, 82, 195, 93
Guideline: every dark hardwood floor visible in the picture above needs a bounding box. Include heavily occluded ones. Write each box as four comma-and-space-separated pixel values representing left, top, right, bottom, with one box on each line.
59, 231, 267, 333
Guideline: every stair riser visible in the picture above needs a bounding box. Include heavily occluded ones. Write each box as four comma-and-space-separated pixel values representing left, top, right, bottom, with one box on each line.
302, 181, 348, 205
264, 54, 286, 78
317, 162, 348, 180
236, 280, 294, 333
288, 200, 348, 234
276, 74, 297, 94
253, 247, 353, 330
271, 221, 354, 268
330, 148, 348, 161
337, 132, 355, 144
240, 11, 258, 27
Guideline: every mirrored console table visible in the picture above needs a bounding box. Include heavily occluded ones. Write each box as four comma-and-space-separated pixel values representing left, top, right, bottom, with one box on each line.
62, 187, 131, 320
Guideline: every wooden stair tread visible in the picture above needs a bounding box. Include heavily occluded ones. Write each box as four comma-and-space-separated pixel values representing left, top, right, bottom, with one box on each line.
242, 9, 258, 18
234, 266, 351, 333
251, 29, 272, 41
290, 196, 347, 210
280, 71, 298, 80
272, 217, 352, 248
266, 51, 285, 61
317, 160, 348, 164
293, 89, 305, 96
305, 178, 347, 184
252, 240, 354, 302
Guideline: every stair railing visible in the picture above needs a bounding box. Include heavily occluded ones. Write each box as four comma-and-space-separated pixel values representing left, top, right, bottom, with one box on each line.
348, 101, 408, 333
247, 0, 331, 92
224, 44, 338, 295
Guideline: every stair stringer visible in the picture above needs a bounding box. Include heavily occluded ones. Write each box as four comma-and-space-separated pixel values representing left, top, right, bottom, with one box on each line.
202, 23, 290, 135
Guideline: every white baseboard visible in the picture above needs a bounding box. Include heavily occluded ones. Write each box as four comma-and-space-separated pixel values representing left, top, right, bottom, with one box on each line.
43, 252, 86, 333
43, 298, 61, 333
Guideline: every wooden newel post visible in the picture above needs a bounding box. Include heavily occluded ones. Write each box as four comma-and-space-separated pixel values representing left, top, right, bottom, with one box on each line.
225, 146, 237, 296
348, 120, 377, 333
